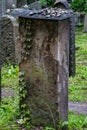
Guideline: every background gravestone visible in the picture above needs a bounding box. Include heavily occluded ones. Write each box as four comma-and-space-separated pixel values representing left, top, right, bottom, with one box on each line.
1, 15, 19, 65
17, 0, 27, 8
5, 0, 17, 9
84, 15, 87, 32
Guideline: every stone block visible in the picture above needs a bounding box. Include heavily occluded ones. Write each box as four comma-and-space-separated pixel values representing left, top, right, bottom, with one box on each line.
19, 17, 69, 129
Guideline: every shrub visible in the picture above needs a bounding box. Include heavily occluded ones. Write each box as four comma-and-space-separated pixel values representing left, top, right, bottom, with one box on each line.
71, 0, 87, 12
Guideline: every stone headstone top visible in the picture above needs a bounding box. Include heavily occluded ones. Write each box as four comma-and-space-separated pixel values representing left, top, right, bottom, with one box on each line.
8, 7, 72, 20
54, 0, 71, 9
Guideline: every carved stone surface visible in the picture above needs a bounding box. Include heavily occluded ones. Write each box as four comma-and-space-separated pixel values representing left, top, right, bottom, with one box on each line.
84, 15, 87, 32
19, 17, 69, 129
0, 15, 19, 65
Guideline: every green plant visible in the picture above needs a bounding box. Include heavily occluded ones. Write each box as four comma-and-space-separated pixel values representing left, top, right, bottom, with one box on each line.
40, 0, 55, 7
71, 0, 87, 12
69, 29, 87, 102
69, 111, 87, 130
19, 71, 30, 129
2, 64, 19, 89
0, 98, 19, 130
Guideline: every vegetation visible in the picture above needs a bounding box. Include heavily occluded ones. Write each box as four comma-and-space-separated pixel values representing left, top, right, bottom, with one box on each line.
71, 0, 87, 12
68, 27, 87, 129
40, 0, 55, 7
69, 28, 87, 102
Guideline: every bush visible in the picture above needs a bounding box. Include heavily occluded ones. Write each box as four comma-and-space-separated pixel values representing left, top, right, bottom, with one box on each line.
40, 0, 55, 7
71, 0, 87, 12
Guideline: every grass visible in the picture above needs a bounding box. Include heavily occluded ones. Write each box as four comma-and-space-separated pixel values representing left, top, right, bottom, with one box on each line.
68, 27, 87, 130
69, 29, 87, 102
0, 64, 19, 129
0, 27, 87, 129
69, 112, 87, 130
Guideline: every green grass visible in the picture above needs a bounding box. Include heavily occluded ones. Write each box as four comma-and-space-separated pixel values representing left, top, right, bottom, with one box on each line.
69, 112, 87, 130
2, 64, 19, 89
68, 28, 87, 130
0, 65, 19, 129
69, 29, 87, 102
0, 98, 19, 130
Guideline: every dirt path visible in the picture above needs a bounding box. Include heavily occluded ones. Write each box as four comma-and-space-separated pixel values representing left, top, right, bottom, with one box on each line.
69, 101, 87, 115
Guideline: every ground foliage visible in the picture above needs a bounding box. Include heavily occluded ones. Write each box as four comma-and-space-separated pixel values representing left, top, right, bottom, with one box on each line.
69, 27, 87, 129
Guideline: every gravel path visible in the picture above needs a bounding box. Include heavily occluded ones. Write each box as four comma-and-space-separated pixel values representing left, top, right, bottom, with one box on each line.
69, 101, 87, 115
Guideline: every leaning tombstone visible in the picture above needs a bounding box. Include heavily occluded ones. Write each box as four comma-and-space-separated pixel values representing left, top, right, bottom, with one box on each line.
1, 15, 19, 65
84, 15, 87, 32
11, 7, 71, 129
54, 0, 75, 77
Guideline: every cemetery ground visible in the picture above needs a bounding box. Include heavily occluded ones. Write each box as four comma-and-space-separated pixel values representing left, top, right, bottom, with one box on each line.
0, 27, 87, 130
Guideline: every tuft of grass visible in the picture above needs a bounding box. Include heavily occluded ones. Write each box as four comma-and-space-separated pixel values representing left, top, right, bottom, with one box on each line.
0, 97, 19, 130
0, 64, 19, 129
69, 111, 87, 130
1, 64, 19, 89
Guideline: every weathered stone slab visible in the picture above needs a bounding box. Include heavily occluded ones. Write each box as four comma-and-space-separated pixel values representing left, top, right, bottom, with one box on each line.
1, 15, 19, 65
19, 17, 69, 129
84, 15, 87, 32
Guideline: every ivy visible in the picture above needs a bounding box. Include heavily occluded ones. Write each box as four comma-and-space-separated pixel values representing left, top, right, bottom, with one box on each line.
19, 71, 30, 129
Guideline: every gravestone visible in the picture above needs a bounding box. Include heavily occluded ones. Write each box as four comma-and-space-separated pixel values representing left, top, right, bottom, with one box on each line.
54, 0, 75, 76
54, 0, 71, 9
1, 15, 19, 65
5, 0, 17, 9
17, 0, 27, 8
17, 8, 70, 129
84, 15, 87, 32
